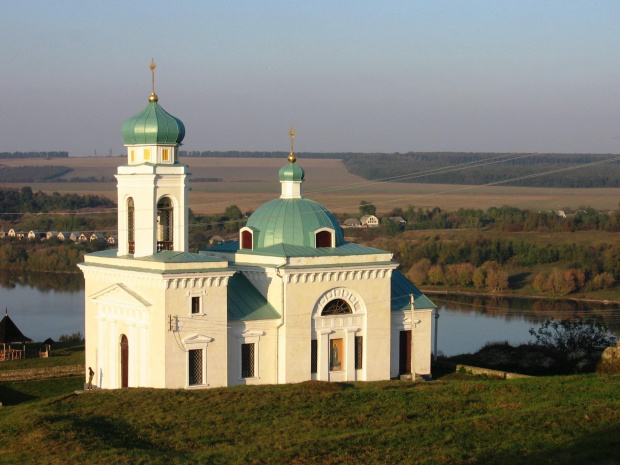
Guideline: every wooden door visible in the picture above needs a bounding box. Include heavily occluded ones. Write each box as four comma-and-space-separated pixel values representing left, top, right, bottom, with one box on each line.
399, 330, 411, 375
120, 334, 128, 388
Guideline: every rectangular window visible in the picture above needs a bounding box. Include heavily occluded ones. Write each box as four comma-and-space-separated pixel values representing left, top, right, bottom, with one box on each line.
144, 149, 150, 161
163, 149, 169, 161
130, 150, 135, 162
311, 339, 318, 374
241, 343, 255, 378
330, 338, 344, 371
355, 336, 363, 370
191, 296, 200, 314
188, 349, 203, 385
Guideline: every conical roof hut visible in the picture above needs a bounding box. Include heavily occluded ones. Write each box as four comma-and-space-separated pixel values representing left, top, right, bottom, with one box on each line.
0, 309, 31, 343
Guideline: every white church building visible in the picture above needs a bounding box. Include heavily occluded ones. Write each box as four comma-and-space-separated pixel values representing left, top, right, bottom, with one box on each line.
79, 74, 436, 390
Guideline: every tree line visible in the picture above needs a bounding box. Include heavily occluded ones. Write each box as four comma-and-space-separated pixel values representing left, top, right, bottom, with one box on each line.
353, 203, 620, 234
0, 151, 68, 159
0, 187, 116, 221
343, 152, 620, 188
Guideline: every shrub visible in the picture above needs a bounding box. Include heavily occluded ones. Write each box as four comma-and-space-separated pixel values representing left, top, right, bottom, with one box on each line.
427, 265, 445, 285
58, 332, 84, 343
529, 318, 618, 353
407, 258, 431, 285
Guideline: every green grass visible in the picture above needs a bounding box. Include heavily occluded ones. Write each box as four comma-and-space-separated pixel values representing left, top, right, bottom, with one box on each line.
0, 342, 84, 372
0, 375, 618, 464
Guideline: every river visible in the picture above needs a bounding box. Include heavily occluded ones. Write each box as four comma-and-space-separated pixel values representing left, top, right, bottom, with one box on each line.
1, 273, 618, 356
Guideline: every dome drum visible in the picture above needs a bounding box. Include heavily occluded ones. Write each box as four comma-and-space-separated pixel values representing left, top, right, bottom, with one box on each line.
126, 144, 179, 165
245, 198, 345, 249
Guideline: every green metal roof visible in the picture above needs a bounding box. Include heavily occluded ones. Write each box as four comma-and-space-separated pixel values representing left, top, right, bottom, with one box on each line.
391, 270, 437, 311
238, 241, 387, 258
228, 273, 280, 321
122, 101, 185, 145
88, 249, 225, 263
245, 198, 345, 249
279, 162, 305, 181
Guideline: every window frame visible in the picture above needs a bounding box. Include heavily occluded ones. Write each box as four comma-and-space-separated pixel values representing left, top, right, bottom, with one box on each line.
330, 338, 345, 372
237, 331, 263, 381
183, 334, 213, 389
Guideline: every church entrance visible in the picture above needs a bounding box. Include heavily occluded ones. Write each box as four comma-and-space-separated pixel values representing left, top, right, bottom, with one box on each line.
399, 330, 411, 375
120, 334, 129, 388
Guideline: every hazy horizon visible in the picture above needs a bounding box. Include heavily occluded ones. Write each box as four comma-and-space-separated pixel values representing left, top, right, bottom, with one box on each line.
2, 1, 620, 157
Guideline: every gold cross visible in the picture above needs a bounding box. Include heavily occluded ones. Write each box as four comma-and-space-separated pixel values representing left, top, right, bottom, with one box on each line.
150, 59, 157, 94
289, 125, 296, 153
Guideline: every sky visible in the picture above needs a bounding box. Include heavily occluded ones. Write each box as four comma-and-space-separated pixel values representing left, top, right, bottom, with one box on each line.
2, 0, 620, 157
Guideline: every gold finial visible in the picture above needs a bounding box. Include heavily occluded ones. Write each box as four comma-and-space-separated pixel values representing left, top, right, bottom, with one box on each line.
288, 125, 297, 163
149, 58, 158, 102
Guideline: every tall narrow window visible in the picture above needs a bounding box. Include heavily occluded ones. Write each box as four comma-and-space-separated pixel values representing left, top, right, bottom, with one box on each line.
127, 197, 135, 254
157, 197, 173, 251
311, 339, 318, 374
163, 149, 169, 161
330, 338, 344, 371
144, 149, 150, 161
188, 349, 203, 385
130, 150, 135, 162
355, 336, 363, 370
241, 343, 255, 378
191, 296, 200, 314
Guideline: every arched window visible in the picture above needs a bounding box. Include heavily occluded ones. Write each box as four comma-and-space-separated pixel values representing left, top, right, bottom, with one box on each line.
241, 229, 253, 250
157, 197, 173, 251
315, 230, 333, 248
127, 197, 135, 254
321, 299, 352, 316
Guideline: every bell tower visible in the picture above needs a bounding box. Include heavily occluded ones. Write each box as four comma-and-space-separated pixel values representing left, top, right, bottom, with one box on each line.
116, 60, 189, 257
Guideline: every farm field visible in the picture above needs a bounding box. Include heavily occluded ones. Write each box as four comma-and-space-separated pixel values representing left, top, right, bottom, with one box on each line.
1, 157, 620, 214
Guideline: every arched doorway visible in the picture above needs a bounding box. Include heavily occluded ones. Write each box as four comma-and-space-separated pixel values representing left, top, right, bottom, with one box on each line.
120, 334, 128, 388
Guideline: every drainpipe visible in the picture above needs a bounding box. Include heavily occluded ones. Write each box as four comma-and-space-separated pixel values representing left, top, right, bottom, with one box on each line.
275, 261, 287, 384
434, 307, 440, 362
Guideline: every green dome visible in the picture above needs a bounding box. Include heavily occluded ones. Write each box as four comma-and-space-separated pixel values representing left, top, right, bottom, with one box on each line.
122, 101, 185, 145
279, 162, 304, 182
246, 198, 344, 249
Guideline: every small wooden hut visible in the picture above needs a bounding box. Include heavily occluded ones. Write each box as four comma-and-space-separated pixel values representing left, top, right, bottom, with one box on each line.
0, 309, 31, 361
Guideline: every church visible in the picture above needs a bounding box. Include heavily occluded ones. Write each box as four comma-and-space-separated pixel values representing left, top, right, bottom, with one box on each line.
79, 67, 436, 389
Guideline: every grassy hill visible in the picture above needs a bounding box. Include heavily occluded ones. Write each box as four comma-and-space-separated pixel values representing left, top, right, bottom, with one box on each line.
1, 374, 618, 464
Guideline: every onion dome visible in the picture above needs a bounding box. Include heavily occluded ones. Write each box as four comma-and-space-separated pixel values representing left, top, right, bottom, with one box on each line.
245, 198, 345, 249
278, 162, 305, 182
121, 95, 185, 145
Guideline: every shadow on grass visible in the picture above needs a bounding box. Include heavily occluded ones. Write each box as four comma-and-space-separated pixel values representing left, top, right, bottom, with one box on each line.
42, 413, 195, 462
476, 425, 620, 464
0, 385, 37, 406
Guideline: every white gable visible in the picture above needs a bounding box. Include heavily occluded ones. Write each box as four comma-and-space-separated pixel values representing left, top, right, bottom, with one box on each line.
89, 283, 152, 310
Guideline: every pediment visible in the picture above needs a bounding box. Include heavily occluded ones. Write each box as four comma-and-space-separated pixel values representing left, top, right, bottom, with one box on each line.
88, 283, 152, 309
183, 334, 214, 345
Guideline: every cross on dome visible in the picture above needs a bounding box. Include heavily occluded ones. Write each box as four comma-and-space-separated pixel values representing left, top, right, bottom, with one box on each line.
149, 58, 158, 103
288, 125, 297, 163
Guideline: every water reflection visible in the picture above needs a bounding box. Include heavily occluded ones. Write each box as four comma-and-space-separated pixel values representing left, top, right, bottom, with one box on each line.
0, 271, 84, 292
431, 293, 620, 356
0, 272, 84, 342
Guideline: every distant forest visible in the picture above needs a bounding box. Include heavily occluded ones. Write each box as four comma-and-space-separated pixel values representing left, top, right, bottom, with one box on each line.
0, 151, 68, 159
179, 151, 620, 188
0, 187, 115, 221
342, 152, 620, 188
